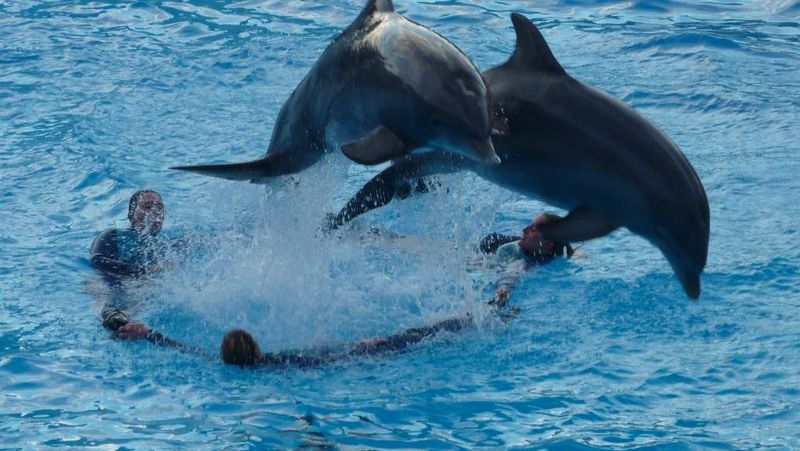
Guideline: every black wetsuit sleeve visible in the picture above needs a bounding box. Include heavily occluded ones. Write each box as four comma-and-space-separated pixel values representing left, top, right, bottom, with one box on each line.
143, 330, 187, 349
101, 306, 192, 350
260, 353, 329, 369
90, 229, 144, 276
348, 315, 474, 357
254, 316, 474, 368
478, 233, 521, 254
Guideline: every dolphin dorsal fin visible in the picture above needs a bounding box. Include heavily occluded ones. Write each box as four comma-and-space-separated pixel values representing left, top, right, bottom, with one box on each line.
509, 13, 565, 75
362, 0, 395, 15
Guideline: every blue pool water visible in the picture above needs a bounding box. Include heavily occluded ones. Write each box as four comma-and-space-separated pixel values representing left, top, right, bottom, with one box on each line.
2, 0, 799, 448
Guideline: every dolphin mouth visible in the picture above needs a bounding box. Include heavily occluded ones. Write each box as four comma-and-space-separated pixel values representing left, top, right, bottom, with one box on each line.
470, 138, 501, 165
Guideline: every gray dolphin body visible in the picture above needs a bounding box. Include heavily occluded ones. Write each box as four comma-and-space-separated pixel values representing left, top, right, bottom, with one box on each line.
172, 0, 499, 182
328, 14, 710, 299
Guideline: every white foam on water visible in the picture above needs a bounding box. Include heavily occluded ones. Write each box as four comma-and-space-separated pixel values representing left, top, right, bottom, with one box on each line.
155, 155, 515, 352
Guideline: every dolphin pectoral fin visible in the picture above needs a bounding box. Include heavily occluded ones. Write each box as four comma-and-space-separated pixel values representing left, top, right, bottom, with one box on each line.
342, 126, 408, 165
537, 206, 618, 243
171, 153, 304, 182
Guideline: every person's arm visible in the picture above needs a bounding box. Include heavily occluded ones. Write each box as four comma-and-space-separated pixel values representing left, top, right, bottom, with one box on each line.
112, 320, 198, 351
258, 352, 330, 369
493, 270, 525, 296
347, 315, 475, 357
251, 316, 475, 368
101, 306, 191, 350
489, 238, 568, 311
485, 287, 521, 323
90, 229, 147, 276
489, 242, 530, 295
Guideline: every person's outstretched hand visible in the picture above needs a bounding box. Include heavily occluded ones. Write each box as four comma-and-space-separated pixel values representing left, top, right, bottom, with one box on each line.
489, 286, 510, 309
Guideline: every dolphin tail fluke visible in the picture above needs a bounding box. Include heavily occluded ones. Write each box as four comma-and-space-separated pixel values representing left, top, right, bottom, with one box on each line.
171, 153, 297, 182
171, 159, 274, 181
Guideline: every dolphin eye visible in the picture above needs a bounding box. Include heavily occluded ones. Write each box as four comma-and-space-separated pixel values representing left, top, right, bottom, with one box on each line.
456, 77, 478, 98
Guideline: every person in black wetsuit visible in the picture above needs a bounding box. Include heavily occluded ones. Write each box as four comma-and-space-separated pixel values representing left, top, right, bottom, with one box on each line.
89, 190, 183, 347
220, 311, 500, 368
216, 225, 564, 371
478, 213, 574, 261
216, 217, 575, 368
90, 190, 167, 278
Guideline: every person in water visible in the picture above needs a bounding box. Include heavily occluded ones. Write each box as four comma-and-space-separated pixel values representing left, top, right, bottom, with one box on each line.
90, 190, 168, 278
220, 310, 503, 368
89, 190, 183, 346
479, 213, 574, 305
479, 213, 574, 262
217, 217, 572, 369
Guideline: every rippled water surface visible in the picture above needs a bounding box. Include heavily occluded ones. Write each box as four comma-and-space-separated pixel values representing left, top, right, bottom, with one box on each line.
2, 0, 799, 448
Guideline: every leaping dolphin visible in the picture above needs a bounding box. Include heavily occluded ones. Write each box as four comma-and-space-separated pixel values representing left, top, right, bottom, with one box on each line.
172, 0, 500, 182
328, 14, 710, 299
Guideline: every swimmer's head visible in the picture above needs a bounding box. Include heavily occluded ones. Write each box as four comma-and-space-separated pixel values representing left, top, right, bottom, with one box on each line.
519, 214, 574, 260
128, 190, 164, 236
221, 329, 262, 367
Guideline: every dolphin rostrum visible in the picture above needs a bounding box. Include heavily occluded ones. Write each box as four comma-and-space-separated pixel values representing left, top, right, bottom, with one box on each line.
172, 0, 500, 182
327, 13, 710, 299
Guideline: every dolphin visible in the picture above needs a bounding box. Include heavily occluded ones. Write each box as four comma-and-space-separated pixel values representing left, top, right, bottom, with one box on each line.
172, 0, 500, 182
327, 13, 710, 299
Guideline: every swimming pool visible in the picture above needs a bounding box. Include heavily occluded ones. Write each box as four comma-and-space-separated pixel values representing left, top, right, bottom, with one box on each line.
1, 0, 799, 448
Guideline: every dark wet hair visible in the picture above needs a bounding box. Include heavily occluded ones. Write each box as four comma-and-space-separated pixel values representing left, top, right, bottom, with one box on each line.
221, 329, 262, 367
128, 190, 162, 221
